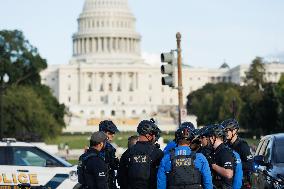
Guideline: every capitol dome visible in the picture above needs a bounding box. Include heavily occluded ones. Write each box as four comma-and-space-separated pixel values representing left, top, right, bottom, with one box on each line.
72, 0, 142, 63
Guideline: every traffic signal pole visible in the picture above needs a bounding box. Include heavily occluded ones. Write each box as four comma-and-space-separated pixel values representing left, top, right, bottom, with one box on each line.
176, 32, 183, 126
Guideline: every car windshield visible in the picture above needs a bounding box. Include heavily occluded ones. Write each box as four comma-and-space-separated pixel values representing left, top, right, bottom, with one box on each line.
275, 139, 284, 163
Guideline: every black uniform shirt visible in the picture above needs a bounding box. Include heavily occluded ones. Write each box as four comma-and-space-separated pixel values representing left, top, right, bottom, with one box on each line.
118, 141, 163, 189
84, 148, 109, 189
230, 137, 253, 173
212, 143, 235, 188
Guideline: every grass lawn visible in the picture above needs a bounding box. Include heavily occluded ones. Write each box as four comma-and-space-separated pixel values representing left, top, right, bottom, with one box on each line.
50, 132, 260, 165
45, 132, 260, 149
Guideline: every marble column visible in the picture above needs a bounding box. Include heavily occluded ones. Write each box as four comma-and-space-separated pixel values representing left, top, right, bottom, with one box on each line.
103, 37, 107, 53
110, 38, 113, 53
98, 37, 102, 52
86, 38, 89, 53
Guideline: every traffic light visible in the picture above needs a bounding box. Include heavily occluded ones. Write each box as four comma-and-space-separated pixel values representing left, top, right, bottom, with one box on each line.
161, 50, 176, 88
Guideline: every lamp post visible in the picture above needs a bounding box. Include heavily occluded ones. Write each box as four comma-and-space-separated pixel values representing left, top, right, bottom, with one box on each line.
0, 73, 9, 139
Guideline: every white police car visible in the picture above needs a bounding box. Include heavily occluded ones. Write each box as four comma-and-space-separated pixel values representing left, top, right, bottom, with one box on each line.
0, 138, 80, 189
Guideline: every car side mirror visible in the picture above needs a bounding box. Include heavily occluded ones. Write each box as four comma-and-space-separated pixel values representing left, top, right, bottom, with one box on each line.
254, 155, 267, 166
46, 159, 55, 167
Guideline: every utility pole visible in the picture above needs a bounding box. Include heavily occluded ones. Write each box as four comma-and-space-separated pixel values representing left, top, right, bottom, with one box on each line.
161, 33, 184, 126
176, 32, 183, 126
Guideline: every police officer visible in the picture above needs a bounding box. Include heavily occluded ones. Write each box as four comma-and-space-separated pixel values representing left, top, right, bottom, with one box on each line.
99, 120, 119, 189
157, 126, 213, 189
77, 131, 109, 189
196, 125, 215, 159
163, 122, 195, 154
221, 119, 253, 188
127, 135, 139, 148
207, 125, 235, 189
118, 119, 163, 189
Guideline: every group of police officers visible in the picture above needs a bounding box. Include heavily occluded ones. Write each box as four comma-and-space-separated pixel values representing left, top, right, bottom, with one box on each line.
77, 118, 253, 189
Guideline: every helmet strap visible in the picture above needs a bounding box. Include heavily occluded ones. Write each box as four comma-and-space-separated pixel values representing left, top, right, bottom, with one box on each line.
145, 134, 154, 143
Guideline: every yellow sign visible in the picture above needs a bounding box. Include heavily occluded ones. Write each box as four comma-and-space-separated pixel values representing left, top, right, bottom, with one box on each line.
0, 173, 38, 185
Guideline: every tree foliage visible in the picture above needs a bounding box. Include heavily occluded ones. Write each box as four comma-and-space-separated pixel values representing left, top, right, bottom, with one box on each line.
187, 83, 242, 125
244, 57, 266, 88
187, 57, 284, 136
0, 30, 65, 141
3, 86, 64, 141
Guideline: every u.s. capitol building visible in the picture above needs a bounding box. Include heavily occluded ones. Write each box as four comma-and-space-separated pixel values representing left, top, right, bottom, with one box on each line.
41, 0, 284, 132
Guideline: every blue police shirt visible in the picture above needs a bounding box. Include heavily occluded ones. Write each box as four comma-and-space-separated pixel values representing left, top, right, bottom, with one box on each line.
232, 151, 243, 189
163, 140, 177, 154
157, 146, 213, 189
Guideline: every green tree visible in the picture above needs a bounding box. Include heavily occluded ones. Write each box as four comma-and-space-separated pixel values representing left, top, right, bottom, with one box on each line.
3, 86, 64, 141
0, 30, 47, 85
0, 30, 65, 141
245, 57, 266, 88
187, 83, 242, 125
275, 75, 284, 132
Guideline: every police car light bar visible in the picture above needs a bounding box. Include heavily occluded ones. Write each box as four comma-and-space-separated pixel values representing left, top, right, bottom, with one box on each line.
1, 138, 17, 143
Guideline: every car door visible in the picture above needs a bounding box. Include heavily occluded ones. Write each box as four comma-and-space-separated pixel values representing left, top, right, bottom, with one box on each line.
1, 146, 70, 188
257, 138, 274, 189
253, 138, 270, 188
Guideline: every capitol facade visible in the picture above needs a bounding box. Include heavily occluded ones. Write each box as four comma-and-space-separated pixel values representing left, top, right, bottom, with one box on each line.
41, 0, 284, 132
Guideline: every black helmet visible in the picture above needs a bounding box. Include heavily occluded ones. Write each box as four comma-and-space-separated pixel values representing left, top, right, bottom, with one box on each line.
99, 120, 119, 133
175, 126, 195, 142
137, 119, 161, 138
198, 124, 216, 137
207, 124, 226, 138
221, 118, 240, 130
180, 122, 195, 130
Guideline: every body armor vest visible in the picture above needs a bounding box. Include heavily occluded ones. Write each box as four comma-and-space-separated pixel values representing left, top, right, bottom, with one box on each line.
167, 150, 202, 189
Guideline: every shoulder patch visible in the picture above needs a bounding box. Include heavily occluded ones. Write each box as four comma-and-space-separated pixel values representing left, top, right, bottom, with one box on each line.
99, 172, 106, 177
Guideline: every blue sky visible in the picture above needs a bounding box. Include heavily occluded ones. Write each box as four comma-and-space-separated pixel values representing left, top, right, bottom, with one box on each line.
0, 0, 284, 68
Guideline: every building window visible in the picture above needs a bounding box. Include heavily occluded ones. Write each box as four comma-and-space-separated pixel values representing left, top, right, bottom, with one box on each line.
68, 85, 71, 91
129, 96, 133, 102
149, 97, 152, 103
132, 110, 136, 115
122, 110, 126, 116
88, 96, 92, 102
129, 83, 134, 91
100, 84, 104, 91
68, 97, 71, 102
90, 111, 95, 115
109, 83, 112, 91
111, 110, 116, 116
118, 96, 121, 102
88, 83, 92, 92
142, 110, 146, 114
80, 110, 84, 114
149, 84, 152, 90
117, 84, 121, 91
100, 96, 104, 102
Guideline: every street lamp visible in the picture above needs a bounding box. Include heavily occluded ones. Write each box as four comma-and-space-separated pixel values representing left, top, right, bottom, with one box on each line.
0, 73, 9, 139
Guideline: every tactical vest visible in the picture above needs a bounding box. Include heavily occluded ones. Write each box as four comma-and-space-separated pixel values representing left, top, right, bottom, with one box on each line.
127, 145, 154, 181
77, 153, 99, 188
167, 150, 202, 189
